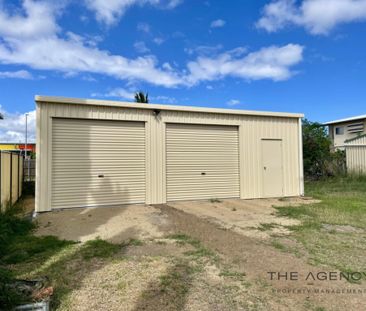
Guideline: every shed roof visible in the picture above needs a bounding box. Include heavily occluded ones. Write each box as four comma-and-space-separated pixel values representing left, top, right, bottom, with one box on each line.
344, 134, 366, 145
35, 95, 304, 119
324, 114, 366, 125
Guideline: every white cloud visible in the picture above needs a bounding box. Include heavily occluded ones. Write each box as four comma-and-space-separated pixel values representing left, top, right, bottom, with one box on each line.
0, 108, 36, 143
257, 0, 366, 35
210, 19, 226, 28
0, 70, 33, 79
184, 44, 224, 56
137, 22, 151, 33
93, 89, 177, 104
134, 41, 150, 53
226, 99, 240, 107
153, 37, 165, 45
0, 0, 59, 39
185, 44, 304, 85
151, 95, 177, 104
85, 0, 183, 26
92, 88, 135, 100
0, 2, 304, 89
0, 0, 181, 87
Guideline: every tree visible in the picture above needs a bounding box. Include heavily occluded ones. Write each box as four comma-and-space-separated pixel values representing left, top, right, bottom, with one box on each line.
134, 92, 149, 103
302, 119, 345, 179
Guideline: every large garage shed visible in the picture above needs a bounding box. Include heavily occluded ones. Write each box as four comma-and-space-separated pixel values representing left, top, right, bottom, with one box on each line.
35, 96, 304, 212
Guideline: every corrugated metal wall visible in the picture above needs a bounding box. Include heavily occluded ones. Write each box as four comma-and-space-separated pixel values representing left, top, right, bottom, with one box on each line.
0, 152, 23, 209
36, 101, 302, 212
345, 136, 366, 174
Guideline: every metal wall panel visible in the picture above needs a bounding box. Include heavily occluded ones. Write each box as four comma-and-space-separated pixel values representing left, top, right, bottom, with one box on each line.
346, 146, 366, 174
51, 118, 145, 209
19, 156, 23, 196
345, 135, 366, 174
1, 153, 11, 205
11, 154, 18, 204
166, 123, 240, 201
0, 153, 23, 208
36, 100, 302, 212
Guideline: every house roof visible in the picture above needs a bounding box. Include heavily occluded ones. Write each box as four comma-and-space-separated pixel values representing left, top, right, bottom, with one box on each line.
35, 95, 304, 119
324, 114, 366, 125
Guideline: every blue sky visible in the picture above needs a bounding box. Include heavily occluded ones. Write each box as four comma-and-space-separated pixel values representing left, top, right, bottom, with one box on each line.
0, 0, 366, 142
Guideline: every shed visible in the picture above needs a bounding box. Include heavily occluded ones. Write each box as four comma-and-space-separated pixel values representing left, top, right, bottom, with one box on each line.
35, 96, 304, 212
345, 134, 366, 174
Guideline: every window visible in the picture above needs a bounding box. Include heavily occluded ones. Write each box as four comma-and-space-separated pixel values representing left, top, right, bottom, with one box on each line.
335, 127, 344, 135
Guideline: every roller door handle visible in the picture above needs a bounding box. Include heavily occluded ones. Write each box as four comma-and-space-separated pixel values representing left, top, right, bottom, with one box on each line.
98, 174, 104, 178
201, 172, 206, 175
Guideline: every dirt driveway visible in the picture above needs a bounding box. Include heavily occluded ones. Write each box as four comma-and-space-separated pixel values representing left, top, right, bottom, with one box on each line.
35, 197, 316, 242
168, 197, 318, 239
34, 198, 365, 311
35, 204, 170, 243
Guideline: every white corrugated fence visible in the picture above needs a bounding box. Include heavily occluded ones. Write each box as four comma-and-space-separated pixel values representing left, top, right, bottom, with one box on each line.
0, 152, 24, 210
345, 135, 366, 174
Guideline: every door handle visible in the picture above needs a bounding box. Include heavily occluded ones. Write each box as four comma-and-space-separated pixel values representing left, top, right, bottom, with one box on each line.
264, 167, 267, 170
98, 174, 104, 178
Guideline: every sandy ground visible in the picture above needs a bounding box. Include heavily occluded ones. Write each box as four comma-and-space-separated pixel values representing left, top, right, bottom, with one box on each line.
35, 197, 318, 242
35, 204, 169, 243
168, 197, 319, 239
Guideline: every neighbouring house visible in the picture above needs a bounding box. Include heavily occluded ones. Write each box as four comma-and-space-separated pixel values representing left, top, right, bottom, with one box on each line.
0, 143, 36, 155
324, 115, 366, 150
35, 95, 304, 212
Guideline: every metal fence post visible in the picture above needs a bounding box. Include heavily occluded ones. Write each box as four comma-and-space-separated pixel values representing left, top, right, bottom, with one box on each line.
10, 153, 13, 205
17, 154, 20, 200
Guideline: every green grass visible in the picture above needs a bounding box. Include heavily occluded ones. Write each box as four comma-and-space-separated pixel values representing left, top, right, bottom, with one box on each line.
0, 200, 139, 310
167, 233, 218, 262
274, 176, 366, 275
79, 239, 120, 260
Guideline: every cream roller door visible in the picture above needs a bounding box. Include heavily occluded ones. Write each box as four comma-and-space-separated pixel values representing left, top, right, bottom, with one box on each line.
166, 123, 240, 201
52, 118, 145, 209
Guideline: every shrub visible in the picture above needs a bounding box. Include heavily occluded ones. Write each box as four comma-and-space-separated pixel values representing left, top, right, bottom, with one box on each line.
302, 119, 346, 179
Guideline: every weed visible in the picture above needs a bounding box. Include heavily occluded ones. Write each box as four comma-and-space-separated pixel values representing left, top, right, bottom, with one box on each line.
271, 241, 286, 251
219, 269, 246, 279
127, 238, 144, 246
210, 198, 222, 203
156, 240, 167, 245
257, 223, 278, 231
167, 233, 218, 262
167, 233, 201, 248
